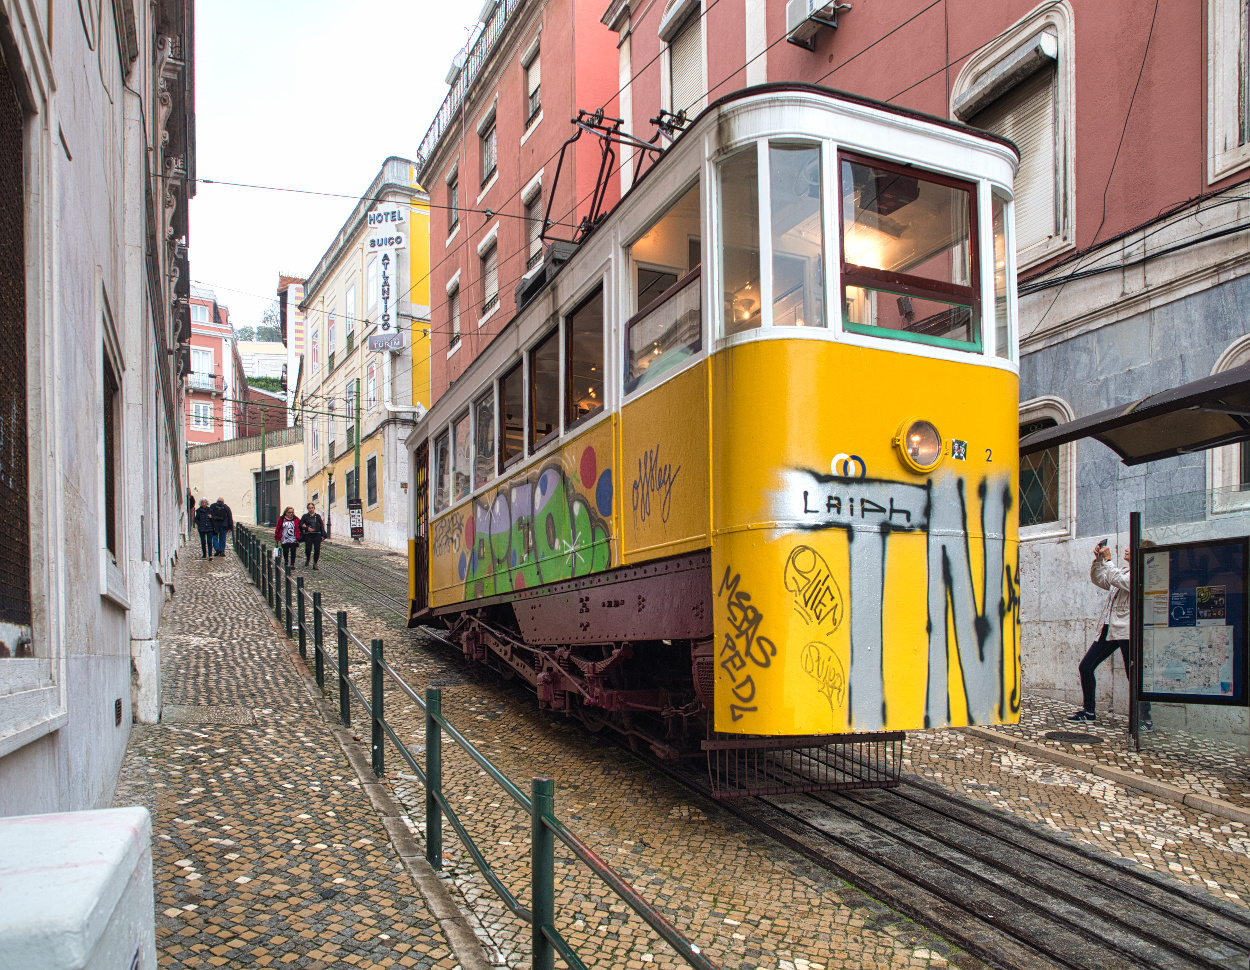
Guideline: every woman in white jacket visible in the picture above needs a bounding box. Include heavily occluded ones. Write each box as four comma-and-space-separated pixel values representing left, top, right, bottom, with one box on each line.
1070, 542, 1136, 723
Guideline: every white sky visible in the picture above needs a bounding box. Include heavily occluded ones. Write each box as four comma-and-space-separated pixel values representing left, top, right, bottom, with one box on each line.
190, 0, 475, 329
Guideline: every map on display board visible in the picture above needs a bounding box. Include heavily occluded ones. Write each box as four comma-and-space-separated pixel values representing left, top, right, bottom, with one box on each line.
1140, 539, 1246, 704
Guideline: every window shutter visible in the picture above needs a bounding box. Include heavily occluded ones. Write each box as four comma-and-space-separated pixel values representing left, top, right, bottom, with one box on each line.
527, 57, 541, 117
970, 69, 1057, 254
669, 13, 701, 117
450, 287, 461, 340
483, 247, 499, 308
527, 196, 543, 264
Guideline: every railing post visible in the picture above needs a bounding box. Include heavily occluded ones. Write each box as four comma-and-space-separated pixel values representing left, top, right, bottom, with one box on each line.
312, 592, 325, 688
425, 688, 443, 871
531, 777, 556, 970
296, 578, 307, 658
284, 566, 293, 637
274, 559, 283, 622
265, 549, 272, 607
371, 638, 384, 777
337, 611, 350, 727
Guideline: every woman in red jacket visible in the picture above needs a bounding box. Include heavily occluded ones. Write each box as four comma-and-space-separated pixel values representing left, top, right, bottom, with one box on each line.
274, 506, 301, 569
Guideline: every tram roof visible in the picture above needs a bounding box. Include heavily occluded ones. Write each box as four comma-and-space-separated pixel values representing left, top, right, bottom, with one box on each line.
1019, 363, 1250, 465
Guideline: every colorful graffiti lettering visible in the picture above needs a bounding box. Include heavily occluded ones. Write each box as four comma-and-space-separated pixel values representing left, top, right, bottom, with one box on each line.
717, 566, 777, 721
631, 444, 681, 527
460, 445, 614, 599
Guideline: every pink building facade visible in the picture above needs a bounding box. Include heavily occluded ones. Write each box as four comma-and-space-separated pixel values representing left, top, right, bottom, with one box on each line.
185, 285, 246, 446
418, 0, 621, 404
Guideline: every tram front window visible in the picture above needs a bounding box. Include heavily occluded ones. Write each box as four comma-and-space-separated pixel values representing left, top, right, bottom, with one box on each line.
840, 154, 980, 351
770, 142, 824, 328
720, 148, 761, 335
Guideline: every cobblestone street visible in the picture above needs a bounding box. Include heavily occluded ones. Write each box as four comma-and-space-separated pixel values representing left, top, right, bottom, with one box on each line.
112, 551, 465, 970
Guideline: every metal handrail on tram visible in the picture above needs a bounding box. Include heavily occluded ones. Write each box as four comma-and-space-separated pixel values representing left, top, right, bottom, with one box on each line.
232, 526, 718, 970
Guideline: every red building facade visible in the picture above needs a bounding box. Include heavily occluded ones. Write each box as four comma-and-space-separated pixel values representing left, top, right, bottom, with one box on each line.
419, 0, 620, 404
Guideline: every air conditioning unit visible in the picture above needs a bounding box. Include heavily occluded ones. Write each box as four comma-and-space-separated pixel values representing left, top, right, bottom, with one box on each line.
786, 0, 850, 50
445, 52, 466, 86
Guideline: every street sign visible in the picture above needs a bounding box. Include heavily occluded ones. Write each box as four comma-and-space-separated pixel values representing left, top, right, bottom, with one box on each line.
368, 333, 404, 352
348, 498, 365, 540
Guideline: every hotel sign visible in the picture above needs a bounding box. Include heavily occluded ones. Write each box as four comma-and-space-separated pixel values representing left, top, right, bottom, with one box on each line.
368, 205, 405, 332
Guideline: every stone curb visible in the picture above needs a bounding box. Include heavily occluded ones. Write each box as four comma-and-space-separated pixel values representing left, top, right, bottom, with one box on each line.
961, 726, 1250, 826
239, 557, 505, 970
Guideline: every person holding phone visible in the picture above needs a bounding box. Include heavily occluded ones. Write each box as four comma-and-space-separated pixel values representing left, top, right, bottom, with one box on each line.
1069, 540, 1150, 727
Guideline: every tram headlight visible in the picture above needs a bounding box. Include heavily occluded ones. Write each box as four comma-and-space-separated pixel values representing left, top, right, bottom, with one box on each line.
894, 419, 943, 473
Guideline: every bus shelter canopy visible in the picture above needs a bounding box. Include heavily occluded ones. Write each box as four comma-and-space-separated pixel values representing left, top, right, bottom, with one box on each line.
1019, 362, 1250, 465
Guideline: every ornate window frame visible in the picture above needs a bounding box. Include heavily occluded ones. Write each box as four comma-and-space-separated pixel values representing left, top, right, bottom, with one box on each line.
1208, 334, 1250, 512
1019, 394, 1076, 541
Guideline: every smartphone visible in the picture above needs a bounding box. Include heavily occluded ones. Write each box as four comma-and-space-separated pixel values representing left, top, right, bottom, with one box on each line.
1097, 538, 1108, 550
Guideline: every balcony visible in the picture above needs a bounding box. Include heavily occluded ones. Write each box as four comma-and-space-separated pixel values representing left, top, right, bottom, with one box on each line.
187, 372, 223, 393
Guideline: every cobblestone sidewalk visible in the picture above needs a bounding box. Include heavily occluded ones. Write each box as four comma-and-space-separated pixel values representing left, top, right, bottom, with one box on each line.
113, 550, 463, 970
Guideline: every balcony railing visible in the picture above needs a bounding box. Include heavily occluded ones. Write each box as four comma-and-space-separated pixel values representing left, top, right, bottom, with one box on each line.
187, 372, 223, 392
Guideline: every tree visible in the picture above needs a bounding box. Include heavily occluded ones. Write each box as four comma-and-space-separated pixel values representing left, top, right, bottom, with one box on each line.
248, 376, 284, 393
234, 325, 256, 341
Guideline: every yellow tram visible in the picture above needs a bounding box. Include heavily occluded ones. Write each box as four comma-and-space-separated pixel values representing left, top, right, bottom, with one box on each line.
408, 84, 1021, 769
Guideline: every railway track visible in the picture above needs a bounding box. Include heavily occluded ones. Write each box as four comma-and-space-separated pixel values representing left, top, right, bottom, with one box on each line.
299, 543, 1250, 970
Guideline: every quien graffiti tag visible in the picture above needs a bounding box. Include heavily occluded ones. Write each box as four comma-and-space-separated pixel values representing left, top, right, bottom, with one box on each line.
801, 640, 846, 715
784, 544, 847, 717
779, 468, 1018, 729
631, 444, 681, 528
457, 444, 615, 599
717, 566, 777, 721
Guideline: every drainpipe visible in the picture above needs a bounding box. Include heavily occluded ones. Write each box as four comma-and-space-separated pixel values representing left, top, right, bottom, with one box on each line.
382, 348, 426, 418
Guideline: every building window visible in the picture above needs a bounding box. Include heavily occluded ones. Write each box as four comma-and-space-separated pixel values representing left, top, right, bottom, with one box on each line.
525, 191, 544, 269
481, 117, 497, 184
367, 258, 378, 312
190, 347, 214, 390
311, 416, 320, 454
449, 285, 461, 347
1019, 396, 1074, 537
311, 329, 320, 369
952, 7, 1073, 269
345, 380, 356, 423
529, 328, 560, 450
329, 476, 337, 505
666, 4, 703, 118
345, 284, 356, 350
286, 464, 295, 485
433, 429, 451, 513
474, 389, 495, 487
481, 243, 499, 315
524, 45, 541, 124
452, 409, 471, 502
1019, 417, 1059, 527
448, 174, 460, 231
346, 468, 356, 503
1209, 0, 1250, 181
567, 286, 604, 427
191, 402, 212, 429
367, 454, 378, 507
500, 362, 524, 467
367, 363, 377, 410
103, 354, 120, 560
191, 303, 209, 323
327, 312, 336, 370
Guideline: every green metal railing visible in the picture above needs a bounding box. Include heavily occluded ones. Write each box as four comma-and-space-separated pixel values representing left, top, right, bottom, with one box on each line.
232, 526, 717, 970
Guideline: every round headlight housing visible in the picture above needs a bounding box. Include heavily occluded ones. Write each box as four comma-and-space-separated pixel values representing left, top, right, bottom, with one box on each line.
895, 419, 943, 473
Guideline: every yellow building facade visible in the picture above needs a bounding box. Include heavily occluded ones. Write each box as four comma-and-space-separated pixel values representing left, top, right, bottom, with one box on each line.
299, 158, 431, 549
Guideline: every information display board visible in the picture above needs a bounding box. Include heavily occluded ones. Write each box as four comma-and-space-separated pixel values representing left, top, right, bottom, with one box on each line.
348, 498, 365, 541
1140, 538, 1247, 704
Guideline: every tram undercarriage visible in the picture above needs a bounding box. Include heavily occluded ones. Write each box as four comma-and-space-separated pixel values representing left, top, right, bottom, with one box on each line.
421, 554, 902, 797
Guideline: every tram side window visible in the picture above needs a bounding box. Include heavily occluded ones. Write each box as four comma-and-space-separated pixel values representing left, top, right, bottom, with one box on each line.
630, 183, 701, 314
433, 430, 451, 513
567, 287, 604, 427
499, 362, 525, 467
473, 390, 495, 488
452, 410, 471, 502
720, 148, 761, 336
529, 328, 561, 450
840, 154, 980, 351
992, 190, 1011, 360
770, 142, 824, 328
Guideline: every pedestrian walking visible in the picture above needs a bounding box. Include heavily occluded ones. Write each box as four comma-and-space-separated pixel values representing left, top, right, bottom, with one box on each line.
208, 496, 233, 557
193, 498, 215, 558
299, 502, 325, 569
274, 506, 301, 569
1069, 541, 1151, 728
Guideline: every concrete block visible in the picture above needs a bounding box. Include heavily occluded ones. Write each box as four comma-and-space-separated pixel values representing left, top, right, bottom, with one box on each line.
0, 807, 156, 970
129, 639, 161, 725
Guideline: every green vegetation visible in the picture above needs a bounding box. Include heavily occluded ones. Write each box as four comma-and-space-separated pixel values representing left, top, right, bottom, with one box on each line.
248, 376, 284, 393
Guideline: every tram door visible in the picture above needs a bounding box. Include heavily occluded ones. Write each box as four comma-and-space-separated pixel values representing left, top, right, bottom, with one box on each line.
411, 441, 429, 619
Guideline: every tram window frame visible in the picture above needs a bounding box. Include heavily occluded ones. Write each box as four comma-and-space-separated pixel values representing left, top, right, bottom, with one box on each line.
838, 151, 982, 353
432, 429, 451, 514
452, 409, 472, 503
499, 361, 526, 469
768, 140, 827, 330
528, 326, 562, 452
473, 387, 496, 488
565, 285, 605, 430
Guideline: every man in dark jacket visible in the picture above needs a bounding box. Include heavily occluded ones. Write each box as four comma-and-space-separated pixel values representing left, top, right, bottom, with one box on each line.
208, 497, 233, 557
193, 498, 215, 558
299, 502, 326, 569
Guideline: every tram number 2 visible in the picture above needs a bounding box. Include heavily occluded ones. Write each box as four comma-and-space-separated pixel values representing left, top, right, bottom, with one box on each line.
985, 448, 992, 462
